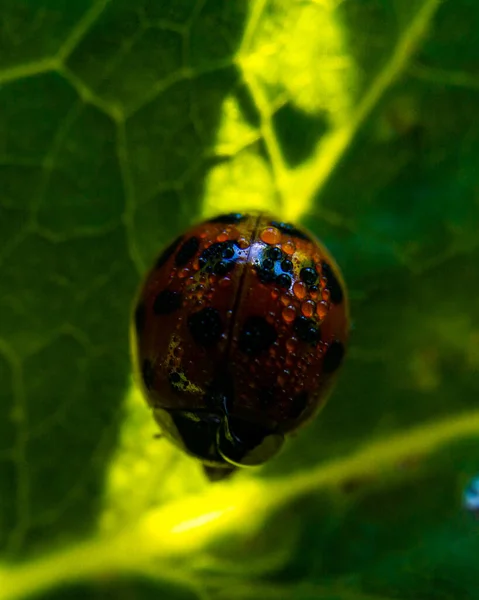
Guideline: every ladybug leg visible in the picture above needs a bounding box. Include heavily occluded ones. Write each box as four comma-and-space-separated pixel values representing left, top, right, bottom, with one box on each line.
202, 464, 237, 482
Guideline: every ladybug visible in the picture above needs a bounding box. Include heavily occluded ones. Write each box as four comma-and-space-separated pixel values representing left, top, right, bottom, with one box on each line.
131, 212, 349, 480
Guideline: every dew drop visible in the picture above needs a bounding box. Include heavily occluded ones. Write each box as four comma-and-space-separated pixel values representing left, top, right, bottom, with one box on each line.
261, 227, 281, 245
293, 281, 307, 300
322, 288, 330, 301
285, 354, 296, 368
271, 287, 280, 299
280, 294, 290, 306
316, 301, 329, 320
286, 337, 298, 352
301, 300, 315, 318
217, 231, 228, 242
237, 236, 249, 249
282, 305, 296, 323
283, 240, 295, 255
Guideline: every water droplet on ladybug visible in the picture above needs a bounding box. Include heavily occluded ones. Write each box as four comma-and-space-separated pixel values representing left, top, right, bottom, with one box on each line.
286, 337, 298, 352
261, 227, 281, 245
293, 281, 307, 300
282, 305, 296, 323
316, 300, 329, 320
301, 300, 315, 318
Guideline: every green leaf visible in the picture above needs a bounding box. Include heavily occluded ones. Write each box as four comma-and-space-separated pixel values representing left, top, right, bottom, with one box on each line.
1, 0, 479, 599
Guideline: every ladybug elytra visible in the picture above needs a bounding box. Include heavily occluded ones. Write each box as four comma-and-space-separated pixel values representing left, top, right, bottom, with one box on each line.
131, 212, 349, 480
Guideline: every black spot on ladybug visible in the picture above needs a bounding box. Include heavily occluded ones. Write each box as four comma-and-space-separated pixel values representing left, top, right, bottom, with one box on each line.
300, 266, 318, 287
323, 340, 345, 373
175, 236, 200, 267
142, 359, 154, 390
198, 241, 238, 276
188, 307, 224, 347
258, 387, 276, 410
204, 370, 235, 411
270, 221, 311, 241
153, 289, 182, 315
262, 257, 274, 271
169, 371, 181, 390
255, 247, 276, 283
293, 316, 321, 345
155, 235, 183, 269
169, 410, 223, 462
256, 259, 275, 282
256, 245, 293, 285
289, 391, 309, 419
209, 213, 245, 224
214, 261, 231, 276
169, 371, 188, 392
321, 261, 344, 304
134, 302, 146, 334
169, 371, 181, 384
276, 273, 292, 288
222, 244, 235, 259
238, 316, 277, 357
266, 246, 282, 261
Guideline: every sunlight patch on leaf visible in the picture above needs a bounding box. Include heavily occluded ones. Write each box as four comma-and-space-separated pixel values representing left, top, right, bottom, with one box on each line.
236, 0, 358, 223
281, 0, 443, 221
99, 381, 208, 535
211, 95, 260, 157
201, 0, 357, 222
202, 148, 277, 218
227, 0, 443, 223
240, 2, 357, 120
136, 478, 265, 554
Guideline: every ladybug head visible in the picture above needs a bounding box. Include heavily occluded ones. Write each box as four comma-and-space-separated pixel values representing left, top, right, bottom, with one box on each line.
152, 407, 284, 469
216, 416, 284, 467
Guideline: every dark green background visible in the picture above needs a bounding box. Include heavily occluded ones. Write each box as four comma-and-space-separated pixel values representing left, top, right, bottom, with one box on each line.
1, 1, 479, 599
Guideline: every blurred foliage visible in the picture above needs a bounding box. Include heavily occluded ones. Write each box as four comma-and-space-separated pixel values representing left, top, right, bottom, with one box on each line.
1, 0, 479, 599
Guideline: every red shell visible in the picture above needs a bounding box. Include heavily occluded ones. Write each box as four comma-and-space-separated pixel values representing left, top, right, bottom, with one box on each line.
131, 212, 349, 470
